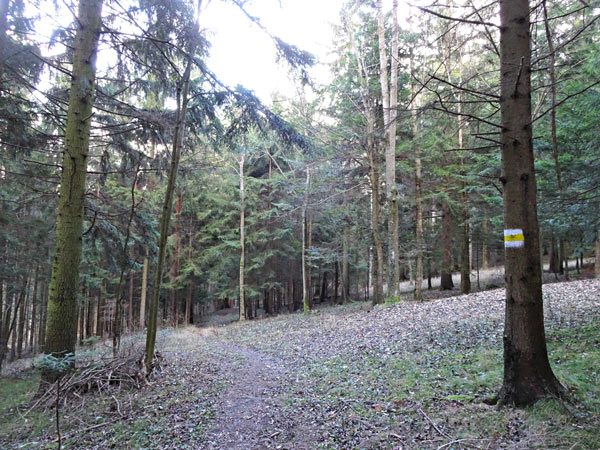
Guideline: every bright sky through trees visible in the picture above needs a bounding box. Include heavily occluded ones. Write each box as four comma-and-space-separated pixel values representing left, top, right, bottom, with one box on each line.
203, 0, 344, 102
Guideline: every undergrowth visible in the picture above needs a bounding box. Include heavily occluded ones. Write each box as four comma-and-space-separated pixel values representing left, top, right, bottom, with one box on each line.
302, 319, 599, 449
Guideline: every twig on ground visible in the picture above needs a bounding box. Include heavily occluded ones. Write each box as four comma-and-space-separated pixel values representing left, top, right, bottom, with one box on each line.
419, 408, 452, 439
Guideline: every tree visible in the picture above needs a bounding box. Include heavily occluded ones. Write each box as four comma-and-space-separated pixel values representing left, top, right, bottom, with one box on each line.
42, 0, 103, 381
497, 0, 563, 406
144, 28, 198, 374
377, 0, 400, 299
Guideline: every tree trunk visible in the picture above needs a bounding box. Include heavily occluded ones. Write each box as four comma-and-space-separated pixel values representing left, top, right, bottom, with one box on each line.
377, 0, 400, 299
302, 167, 311, 314
113, 168, 139, 356
333, 262, 339, 304
128, 256, 134, 331
17, 282, 27, 358
482, 213, 489, 269
0, 0, 9, 75
170, 191, 183, 327
86, 293, 95, 338
595, 230, 600, 279
369, 151, 385, 305
145, 41, 196, 373
239, 154, 246, 321
497, 0, 563, 406
440, 199, 454, 290
139, 251, 148, 329
458, 67, 471, 295
39, 281, 48, 348
563, 240, 570, 280
412, 59, 424, 301
549, 233, 560, 274
319, 271, 328, 303
43, 0, 104, 382
342, 161, 350, 304
97, 282, 106, 338
29, 267, 39, 352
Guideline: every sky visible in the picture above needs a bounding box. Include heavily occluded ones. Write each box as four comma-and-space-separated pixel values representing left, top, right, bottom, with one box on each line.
201, 0, 345, 103
29, 0, 401, 104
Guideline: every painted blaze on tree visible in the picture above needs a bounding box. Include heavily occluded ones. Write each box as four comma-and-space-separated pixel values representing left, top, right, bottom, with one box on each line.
497, 0, 564, 406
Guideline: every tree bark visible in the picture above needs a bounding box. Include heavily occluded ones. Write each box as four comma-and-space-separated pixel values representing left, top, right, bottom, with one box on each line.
43, 0, 103, 383
239, 153, 246, 321
139, 251, 148, 329
0, 0, 9, 76
128, 254, 134, 331
145, 41, 196, 373
377, 0, 400, 299
302, 167, 311, 314
482, 212, 489, 269
497, 0, 563, 406
595, 230, 600, 279
29, 266, 38, 352
440, 199, 454, 290
112, 168, 138, 356
170, 191, 183, 326
369, 151, 385, 305
333, 261, 339, 304
17, 281, 27, 358
412, 58, 424, 301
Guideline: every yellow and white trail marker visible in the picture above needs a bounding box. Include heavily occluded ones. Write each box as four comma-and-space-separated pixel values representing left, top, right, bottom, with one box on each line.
504, 229, 524, 248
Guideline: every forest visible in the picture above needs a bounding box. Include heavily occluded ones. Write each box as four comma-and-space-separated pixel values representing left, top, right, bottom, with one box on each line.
1, 0, 599, 448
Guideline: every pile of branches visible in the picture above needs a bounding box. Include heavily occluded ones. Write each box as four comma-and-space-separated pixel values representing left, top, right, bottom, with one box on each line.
31, 351, 164, 410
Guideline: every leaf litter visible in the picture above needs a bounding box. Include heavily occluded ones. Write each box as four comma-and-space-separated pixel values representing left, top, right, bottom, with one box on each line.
2, 279, 599, 449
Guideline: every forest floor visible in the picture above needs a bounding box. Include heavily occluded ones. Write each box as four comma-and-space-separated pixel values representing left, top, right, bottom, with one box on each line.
1, 278, 599, 449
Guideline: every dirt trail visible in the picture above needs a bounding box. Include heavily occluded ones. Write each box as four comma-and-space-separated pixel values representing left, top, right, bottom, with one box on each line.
201, 340, 311, 450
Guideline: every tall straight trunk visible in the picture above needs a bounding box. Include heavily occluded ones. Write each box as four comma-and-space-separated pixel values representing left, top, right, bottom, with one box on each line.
549, 233, 559, 274
377, 0, 400, 299
302, 167, 311, 314
39, 281, 48, 348
10, 297, 16, 361
78, 295, 85, 344
185, 230, 192, 325
97, 281, 106, 337
139, 251, 148, 329
319, 271, 328, 303
86, 293, 95, 338
595, 230, 600, 279
128, 252, 134, 331
440, 199, 454, 290
43, 0, 104, 379
0, 0, 9, 77
563, 240, 570, 280
458, 80, 471, 295
185, 283, 192, 325
0, 277, 27, 370
498, 0, 563, 406
239, 153, 246, 321
342, 232, 349, 303
17, 281, 27, 358
0, 279, 4, 355
170, 191, 183, 326
542, 0, 563, 193
558, 238, 565, 275
482, 212, 489, 269
369, 151, 385, 305
348, 15, 383, 305
113, 168, 138, 356
411, 60, 424, 301
29, 267, 38, 352
341, 160, 350, 304
333, 262, 339, 304
145, 39, 197, 373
